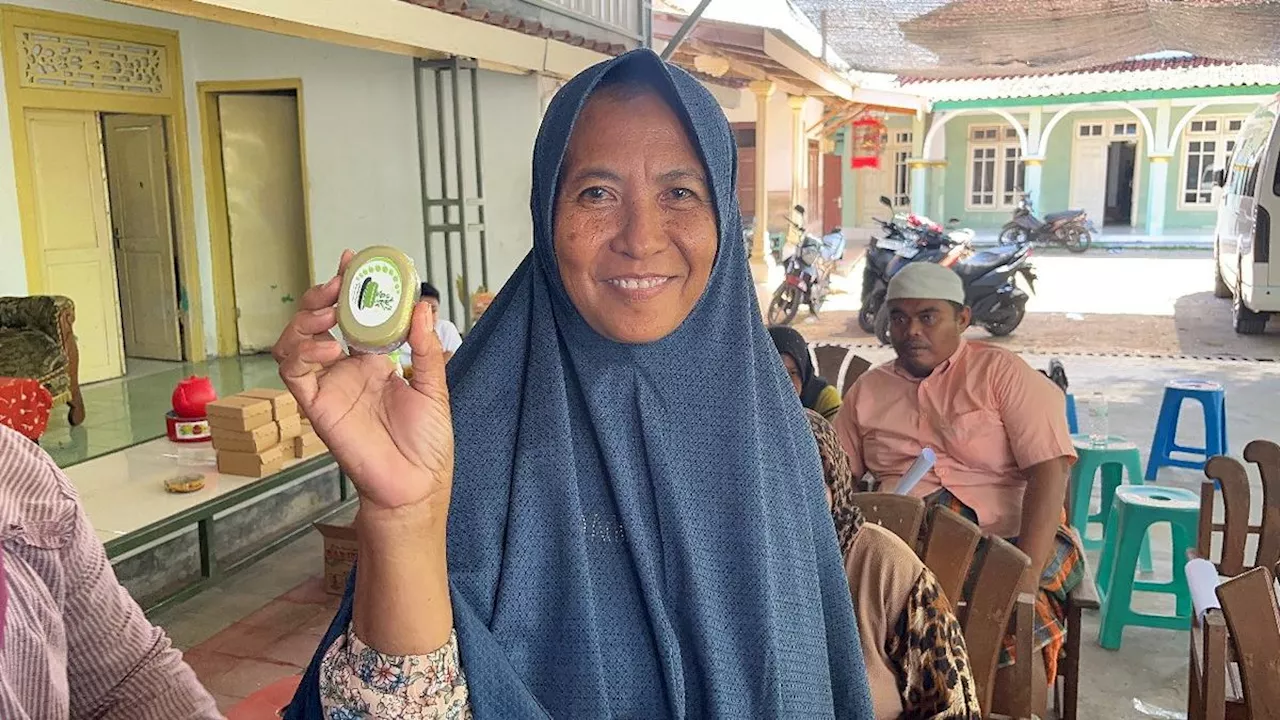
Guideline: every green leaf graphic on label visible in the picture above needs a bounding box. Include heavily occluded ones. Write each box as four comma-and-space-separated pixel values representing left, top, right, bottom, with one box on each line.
358, 277, 380, 310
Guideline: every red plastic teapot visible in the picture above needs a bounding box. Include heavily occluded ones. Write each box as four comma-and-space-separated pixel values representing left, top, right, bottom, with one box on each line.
171, 376, 217, 419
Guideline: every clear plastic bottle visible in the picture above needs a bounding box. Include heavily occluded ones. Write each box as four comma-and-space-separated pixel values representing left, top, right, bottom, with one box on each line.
1084, 392, 1110, 447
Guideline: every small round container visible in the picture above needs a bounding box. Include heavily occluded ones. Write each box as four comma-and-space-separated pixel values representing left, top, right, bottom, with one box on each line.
337, 246, 421, 355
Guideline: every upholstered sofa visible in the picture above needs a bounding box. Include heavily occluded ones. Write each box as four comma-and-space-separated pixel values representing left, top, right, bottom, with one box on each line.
0, 296, 85, 425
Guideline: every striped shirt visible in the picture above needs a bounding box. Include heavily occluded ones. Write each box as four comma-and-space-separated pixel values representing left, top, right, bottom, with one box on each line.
0, 424, 221, 719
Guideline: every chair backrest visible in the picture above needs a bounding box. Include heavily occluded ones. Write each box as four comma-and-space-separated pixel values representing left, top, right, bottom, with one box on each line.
843, 355, 872, 397
921, 505, 983, 605
1200, 440, 1280, 576
963, 535, 1034, 718
849, 492, 925, 549
811, 344, 850, 386
1215, 565, 1280, 720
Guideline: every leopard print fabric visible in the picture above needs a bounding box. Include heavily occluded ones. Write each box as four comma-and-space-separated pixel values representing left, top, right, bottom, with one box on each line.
807, 410, 863, 555
887, 571, 983, 720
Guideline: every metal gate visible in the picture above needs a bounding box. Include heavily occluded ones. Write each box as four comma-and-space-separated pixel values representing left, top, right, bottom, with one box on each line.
414, 56, 490, 331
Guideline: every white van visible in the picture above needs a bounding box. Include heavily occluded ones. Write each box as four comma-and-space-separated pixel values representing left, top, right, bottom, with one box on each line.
1214, 99, 1280, 334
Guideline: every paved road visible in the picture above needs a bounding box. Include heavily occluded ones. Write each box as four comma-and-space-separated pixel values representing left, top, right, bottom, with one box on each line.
773, 248, 1280, 360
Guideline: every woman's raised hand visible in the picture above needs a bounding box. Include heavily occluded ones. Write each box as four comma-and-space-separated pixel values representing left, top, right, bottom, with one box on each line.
272, 250, 454, 517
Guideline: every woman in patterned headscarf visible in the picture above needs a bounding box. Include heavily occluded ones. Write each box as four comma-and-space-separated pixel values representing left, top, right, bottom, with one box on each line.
279, 49, 875, 718
809, 409, 984, 720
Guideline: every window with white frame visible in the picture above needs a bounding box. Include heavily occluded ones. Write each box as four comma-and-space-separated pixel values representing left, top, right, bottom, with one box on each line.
968, 125, 1023, 209
1181, 116, 1244, 207
890, 131, 912, 207
1112, 122, 1138, 137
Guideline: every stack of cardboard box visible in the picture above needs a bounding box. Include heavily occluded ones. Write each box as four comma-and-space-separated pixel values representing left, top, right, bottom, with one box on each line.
206, 388, 326, 477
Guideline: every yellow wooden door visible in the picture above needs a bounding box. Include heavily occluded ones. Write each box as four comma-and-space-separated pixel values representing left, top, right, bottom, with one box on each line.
218, 93, 310, 354
102, 114, 183, 361
24, 108, 125, 383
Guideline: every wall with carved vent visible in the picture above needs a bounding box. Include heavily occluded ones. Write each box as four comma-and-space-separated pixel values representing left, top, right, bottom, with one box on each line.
0, 0, 547, 354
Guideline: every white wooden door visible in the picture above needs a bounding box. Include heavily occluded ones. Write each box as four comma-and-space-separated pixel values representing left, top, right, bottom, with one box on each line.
218, 93, 310, 354
857, 166, 892, 227
1070, 140, 1108, 223
24, 109, 125, 383
102, 114, 183, 361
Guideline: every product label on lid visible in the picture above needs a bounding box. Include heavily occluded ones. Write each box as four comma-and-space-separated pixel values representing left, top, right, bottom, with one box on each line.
347, 257, 403, 328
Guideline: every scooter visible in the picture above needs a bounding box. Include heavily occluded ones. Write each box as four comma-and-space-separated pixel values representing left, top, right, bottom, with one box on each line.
873, 237, 1038, 344
999, 194, 1095, 253
859, 197, 975, 333
767, 225, 845, 326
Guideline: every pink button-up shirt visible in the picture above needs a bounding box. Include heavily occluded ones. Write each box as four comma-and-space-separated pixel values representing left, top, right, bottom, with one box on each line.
0, 425, 221, 719
833, 340, 1075, 538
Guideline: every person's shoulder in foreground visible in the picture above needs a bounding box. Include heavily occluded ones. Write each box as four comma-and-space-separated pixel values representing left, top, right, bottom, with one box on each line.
0, 425, 221, 720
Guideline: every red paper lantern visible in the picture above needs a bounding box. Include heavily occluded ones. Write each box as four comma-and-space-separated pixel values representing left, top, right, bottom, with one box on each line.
849, 116, 887, 169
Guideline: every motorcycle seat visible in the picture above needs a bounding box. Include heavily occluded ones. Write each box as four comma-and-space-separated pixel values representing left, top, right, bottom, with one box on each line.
954, 249, 1018, 278
1044, 209, 1085, 222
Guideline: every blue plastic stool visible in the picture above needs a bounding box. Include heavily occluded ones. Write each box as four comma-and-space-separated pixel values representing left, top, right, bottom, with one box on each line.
1068, 435, 1152, 572
1144, 380, 1227, 481
1095, 485, 1199, 650
1065, 393, 1079, 434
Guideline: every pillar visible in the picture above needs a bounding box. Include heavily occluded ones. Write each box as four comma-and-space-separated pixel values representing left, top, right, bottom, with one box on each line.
1023, 158, 1044, 207
748, 80, 775, 261
788, 94, 807, 215
929, 161, 948, 221
1145, 155, 1170, 235
909, 159, 929, 216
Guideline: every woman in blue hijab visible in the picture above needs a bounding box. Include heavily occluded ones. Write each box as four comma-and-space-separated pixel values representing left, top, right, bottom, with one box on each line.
275, 49, 873, 718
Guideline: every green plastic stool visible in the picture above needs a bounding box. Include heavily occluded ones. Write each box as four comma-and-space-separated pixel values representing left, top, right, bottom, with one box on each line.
1095, 485, 1199, 650
1069, 435, 1152, 572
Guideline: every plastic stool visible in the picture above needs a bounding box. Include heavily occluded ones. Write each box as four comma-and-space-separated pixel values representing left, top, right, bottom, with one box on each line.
1145, 380, 1227, 481
1065, 393, 1079, 434
1068, 435, 1152, 572
1095, 485, 1199, 650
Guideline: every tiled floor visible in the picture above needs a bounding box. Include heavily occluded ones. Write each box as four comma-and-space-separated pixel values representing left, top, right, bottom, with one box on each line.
40, 354, 281, 468
152, 504, 354, 715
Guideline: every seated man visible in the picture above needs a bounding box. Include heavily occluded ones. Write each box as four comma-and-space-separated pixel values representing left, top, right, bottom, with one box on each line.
834, 262, 1082, 711
393, 282, 464, 373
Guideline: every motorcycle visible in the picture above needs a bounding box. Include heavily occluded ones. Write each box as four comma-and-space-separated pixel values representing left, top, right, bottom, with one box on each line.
767, 224, 845, 326
873, 236, 1038, 345
859, 197, 975, 333
999, 194, 1095, 253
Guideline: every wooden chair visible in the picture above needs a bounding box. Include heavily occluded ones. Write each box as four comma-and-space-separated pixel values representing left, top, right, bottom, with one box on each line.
1215, 566, 1280, 720
843, 354, 872, 397
919, 505, 1035, 720
1189, 441, 1280, 720
1191, 598, 1235, 720
848, 492, 926, 548
1054, 527, 1100, 720
921, 504, 982, 603
1055, 465, 1103, 720
1199, 441, 1280, 577
811, 344, 849, 387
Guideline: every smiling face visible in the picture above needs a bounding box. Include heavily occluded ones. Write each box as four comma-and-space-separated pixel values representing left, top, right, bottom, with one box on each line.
553, 84, 718, 344
887, 298, 971, 377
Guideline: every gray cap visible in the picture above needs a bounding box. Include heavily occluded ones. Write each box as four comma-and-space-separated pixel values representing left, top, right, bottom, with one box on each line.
885, 262, 965, 305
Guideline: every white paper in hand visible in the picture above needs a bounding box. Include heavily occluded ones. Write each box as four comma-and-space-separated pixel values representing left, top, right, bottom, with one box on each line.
894, 448, 936, 496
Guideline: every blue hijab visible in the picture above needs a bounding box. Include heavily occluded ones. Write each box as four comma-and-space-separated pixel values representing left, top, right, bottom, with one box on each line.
287, 48, 872, 718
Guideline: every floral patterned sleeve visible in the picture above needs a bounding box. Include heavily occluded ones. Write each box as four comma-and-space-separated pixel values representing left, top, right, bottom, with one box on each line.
886, 569, 983, 720
319, 627, 472, 719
